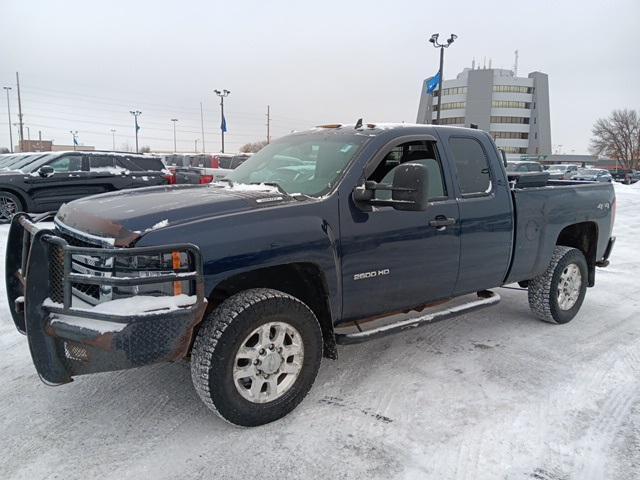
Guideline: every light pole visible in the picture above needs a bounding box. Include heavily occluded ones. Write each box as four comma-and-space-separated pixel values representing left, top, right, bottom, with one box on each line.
70, 130, 79, 150
428, 33, 457, 125
130, 110, 142, 153
171, 118, 178, 152
110, 129, 116, 150
195, 139, 198, 153
3, 87, 13, 153
214, 89, 230, 153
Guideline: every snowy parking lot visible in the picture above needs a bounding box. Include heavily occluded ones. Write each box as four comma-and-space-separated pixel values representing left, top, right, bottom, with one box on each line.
0, 183, 638, 480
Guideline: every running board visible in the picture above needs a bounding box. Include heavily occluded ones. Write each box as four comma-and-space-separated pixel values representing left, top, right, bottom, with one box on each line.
335, 290, 500, 345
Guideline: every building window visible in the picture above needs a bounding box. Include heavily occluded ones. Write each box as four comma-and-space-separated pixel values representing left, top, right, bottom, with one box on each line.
490, 116, 530, 124
492, 100, 531, 109
448, 137, 492, 196
435, 117, 465, 125
492, 85, 533, 94
437, 102, 466, 111
491, 131, 529, 139
439, 86, 467, 96
500, 146, 528, 154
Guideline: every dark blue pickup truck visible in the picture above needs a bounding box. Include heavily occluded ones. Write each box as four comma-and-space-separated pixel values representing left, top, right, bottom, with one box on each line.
6, 123, 615, 426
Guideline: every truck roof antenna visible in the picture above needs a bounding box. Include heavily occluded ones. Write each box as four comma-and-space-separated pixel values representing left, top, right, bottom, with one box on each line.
355, 118, 363, 129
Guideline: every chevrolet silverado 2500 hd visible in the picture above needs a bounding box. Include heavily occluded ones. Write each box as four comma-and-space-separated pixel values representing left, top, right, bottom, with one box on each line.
6, 123, 615, 426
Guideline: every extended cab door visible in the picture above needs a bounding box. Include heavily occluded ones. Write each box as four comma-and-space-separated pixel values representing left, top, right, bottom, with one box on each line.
339, 137, 460, 323
436, 132, 514, 295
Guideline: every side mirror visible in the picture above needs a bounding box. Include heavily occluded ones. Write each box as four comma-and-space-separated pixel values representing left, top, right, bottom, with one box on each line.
353, 162, 429, 212
39, 165, 55, 178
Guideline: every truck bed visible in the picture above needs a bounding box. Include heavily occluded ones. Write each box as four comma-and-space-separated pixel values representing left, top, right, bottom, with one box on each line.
505, 180, 615, 284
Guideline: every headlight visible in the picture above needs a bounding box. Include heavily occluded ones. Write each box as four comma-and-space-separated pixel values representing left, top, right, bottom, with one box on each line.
112, 251, 192, 299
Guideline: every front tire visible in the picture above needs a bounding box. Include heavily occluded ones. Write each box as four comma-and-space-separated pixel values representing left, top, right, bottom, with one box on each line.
528, 246, 588, 324
190, 288, 323, 426
0, 191, 23, 223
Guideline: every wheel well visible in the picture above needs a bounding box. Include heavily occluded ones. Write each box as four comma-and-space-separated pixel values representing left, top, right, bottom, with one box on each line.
556, 222, 598, 286
204, 263, 337, 359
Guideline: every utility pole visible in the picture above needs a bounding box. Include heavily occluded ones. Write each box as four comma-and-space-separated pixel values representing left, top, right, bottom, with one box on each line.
428, 33, 457, 125
200, 102, 206, 153
195, 139, 198, 153
129, 110, 141, 153
171, 118, 178, 152
15, 72, 24, 149
3, 86, 13, 153
214, 89, 230, 153
266, 105, 271, 144
110, 129, 116, 150
70, 130, 79, 150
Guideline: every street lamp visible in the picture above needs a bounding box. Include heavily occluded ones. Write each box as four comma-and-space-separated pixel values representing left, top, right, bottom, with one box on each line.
130, 110, 142, 153
70, 130, 79, 150
171, 118, 178, 152
214, 89, 230, 153
110, 129, 116, 151
428, 33, 457, 125
3, 86, 13, 153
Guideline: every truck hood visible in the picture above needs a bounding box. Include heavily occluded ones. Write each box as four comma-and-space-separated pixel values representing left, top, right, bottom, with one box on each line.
55, 183, 293, 246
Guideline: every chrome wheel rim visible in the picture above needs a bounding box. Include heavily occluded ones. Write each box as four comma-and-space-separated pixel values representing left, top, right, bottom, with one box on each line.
0, 194, 17, 221
557, 263, 582, 310
233, 322, 304, 404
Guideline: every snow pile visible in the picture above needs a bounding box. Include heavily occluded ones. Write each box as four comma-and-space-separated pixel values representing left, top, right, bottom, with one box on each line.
89, 294, 196, 315
134, 219, 170, 234
214, 182, 279, 193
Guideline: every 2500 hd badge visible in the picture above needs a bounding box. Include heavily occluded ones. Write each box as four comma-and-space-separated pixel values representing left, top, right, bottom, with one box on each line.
353, 269, 390, 281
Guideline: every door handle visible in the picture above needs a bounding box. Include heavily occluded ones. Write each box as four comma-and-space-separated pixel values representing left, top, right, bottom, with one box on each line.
429, 216, 456, 228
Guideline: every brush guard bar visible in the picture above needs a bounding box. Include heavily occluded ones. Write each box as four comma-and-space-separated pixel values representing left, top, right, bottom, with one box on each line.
6, 213, 207, 385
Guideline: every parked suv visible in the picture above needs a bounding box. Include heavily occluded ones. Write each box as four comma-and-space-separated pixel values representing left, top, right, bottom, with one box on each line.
0, 151, 171, 222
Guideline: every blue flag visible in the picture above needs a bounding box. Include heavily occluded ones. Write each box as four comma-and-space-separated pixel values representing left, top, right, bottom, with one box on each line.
221, 115, 227, 133
426, 72, 441, 94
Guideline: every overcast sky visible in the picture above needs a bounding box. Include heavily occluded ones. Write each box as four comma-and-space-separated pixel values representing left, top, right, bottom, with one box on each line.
1, 0, 639, 154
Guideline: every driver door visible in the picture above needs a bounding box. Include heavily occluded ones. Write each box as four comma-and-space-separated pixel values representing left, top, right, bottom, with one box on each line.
26, 154, 92, 211
339, 138, 460, 323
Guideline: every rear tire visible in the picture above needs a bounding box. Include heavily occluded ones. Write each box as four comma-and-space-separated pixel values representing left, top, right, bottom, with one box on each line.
0, 191, 23, 223
190, 288, 323, 427
528, 246, 588, 324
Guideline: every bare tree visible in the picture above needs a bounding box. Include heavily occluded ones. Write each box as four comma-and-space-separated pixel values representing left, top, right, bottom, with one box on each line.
0, 147, 9, 154
139, 145, 152, 153
240, 140, 268, 153
589, 109, 640, 169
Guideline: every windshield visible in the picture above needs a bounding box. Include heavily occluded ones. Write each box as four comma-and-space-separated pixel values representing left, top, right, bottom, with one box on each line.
224, 132, 367, 196
506, 162, 527, 172
1, 153, 50, 171
13, 153, 59, 173
576, 169, 599, 175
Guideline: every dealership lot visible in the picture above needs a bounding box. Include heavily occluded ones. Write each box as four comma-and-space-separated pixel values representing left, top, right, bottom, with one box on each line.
0, 183, 638, 480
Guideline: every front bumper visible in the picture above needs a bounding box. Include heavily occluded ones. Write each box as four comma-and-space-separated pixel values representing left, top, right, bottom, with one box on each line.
6, 213, 207, 385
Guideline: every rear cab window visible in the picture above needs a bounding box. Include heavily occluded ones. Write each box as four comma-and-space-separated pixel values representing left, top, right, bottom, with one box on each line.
448, 137, 492, 196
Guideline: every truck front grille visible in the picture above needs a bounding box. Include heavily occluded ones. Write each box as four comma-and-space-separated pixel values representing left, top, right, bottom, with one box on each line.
56, 230, 113, 305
